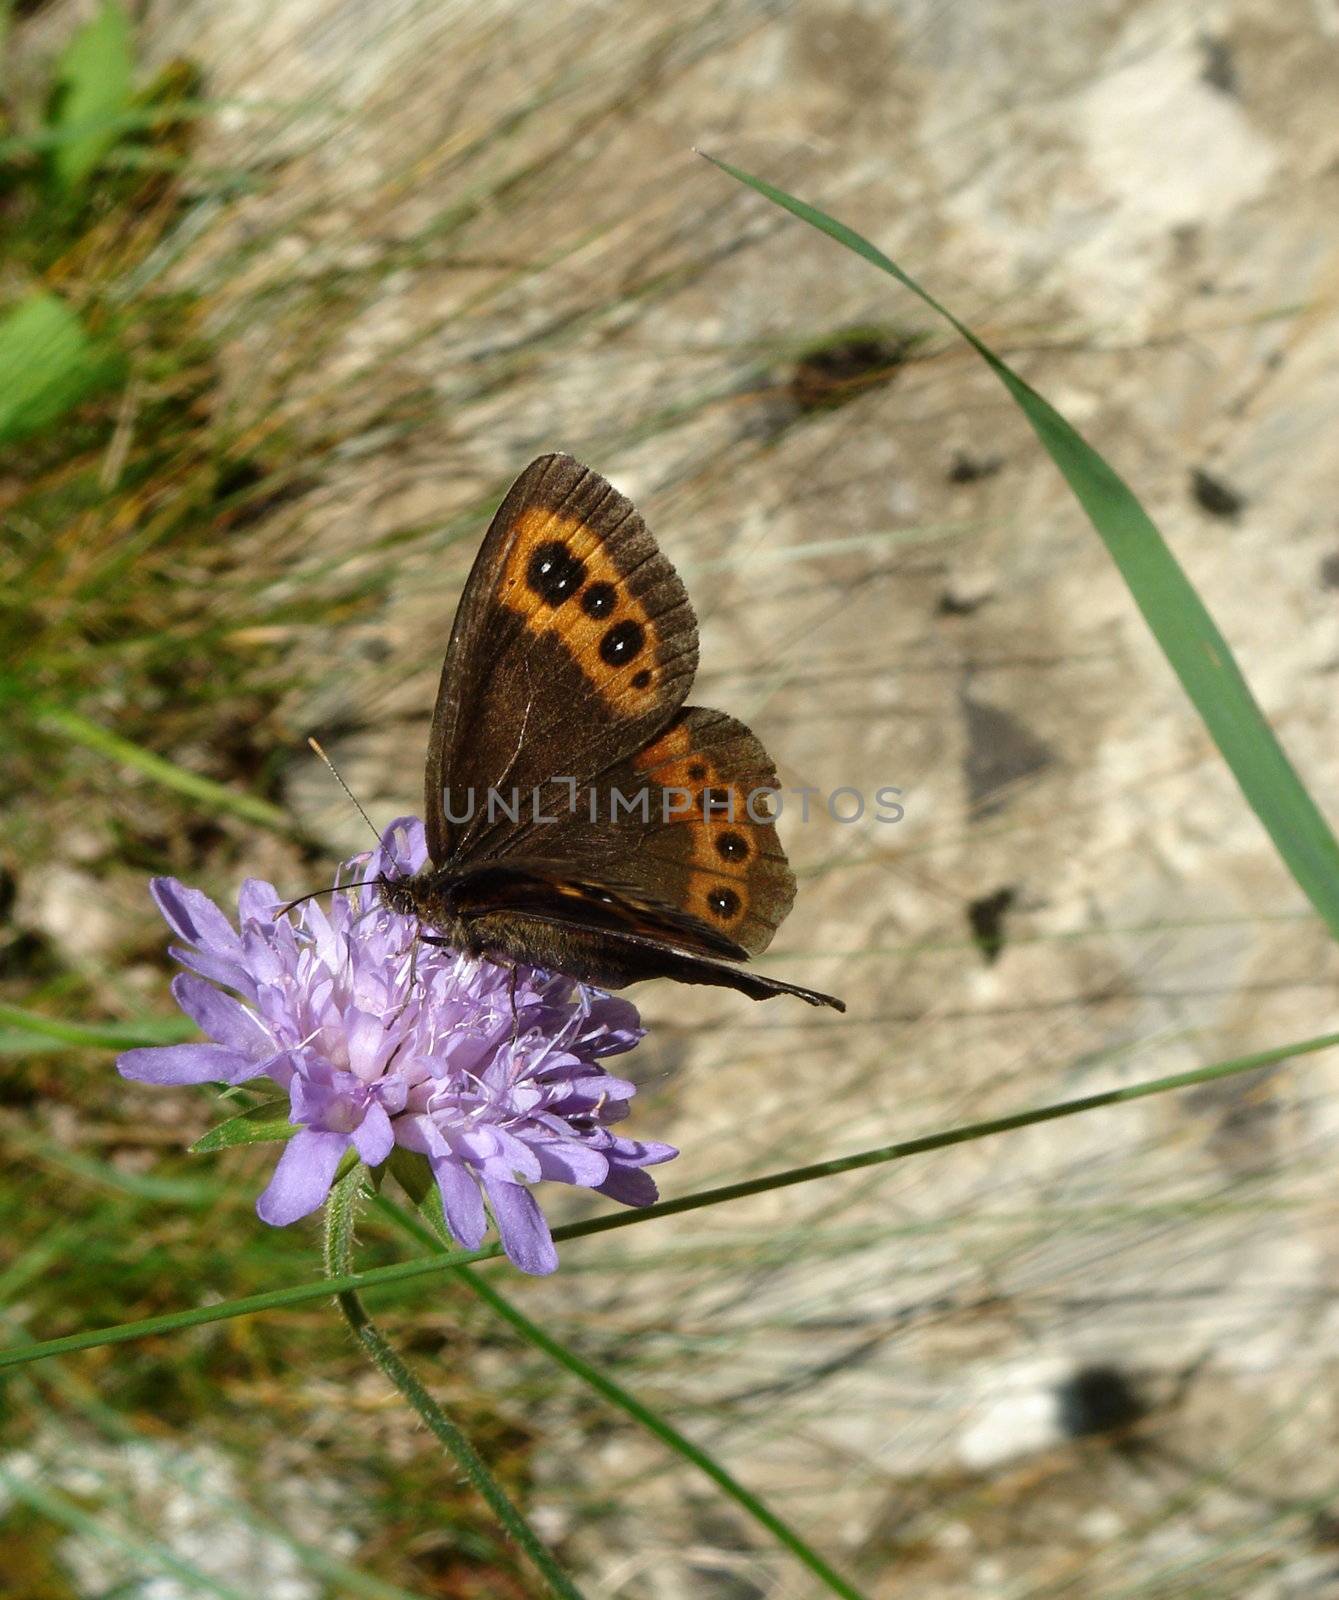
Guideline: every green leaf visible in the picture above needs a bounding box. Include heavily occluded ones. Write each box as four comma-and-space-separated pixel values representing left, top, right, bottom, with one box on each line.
0, 292, 120, 445
191, 1102, 297, 1154
47, 0, 135, 193
701, 154, 1339, 948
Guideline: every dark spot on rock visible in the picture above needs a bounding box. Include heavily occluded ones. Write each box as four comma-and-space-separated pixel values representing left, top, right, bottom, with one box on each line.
947, 451, 1002, 484
527, 541, 586, 604
1057, 1365, 1147, 1438
688, 762, 707, 782
787, 327, 917, 413
581, 581, 617, 619
599, 618, 645, 666
1199, 34, 1238, 96
1319, 552, 1339, 591
632, 669, 652, 690
967, 886, 1015, 965
937, 589, 987, 617
1311, 1511, 1339, 1550
1188, 1061, 1285, 1178
707, 886, 741, 919
716, 830, 749, 861
961, 693, 1054, 817
1191, 467, 1246, 519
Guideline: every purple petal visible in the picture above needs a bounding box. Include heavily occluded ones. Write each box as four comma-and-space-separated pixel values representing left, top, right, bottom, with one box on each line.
168, 943, 259, 1002
151, 878, 240, 953
170, 974, 271, 1055
485, 1178, 558, 1275
237, 878, 281, 926
580, 996, 644, 1052
352, 1100, 394, 1166
432, 1154, 487, 1249
607, 1138, 678, 1169
377, 816, 427, 878
256, 1129, 349, 1225
239, 925, 289, 988
345, 1008, 387, 1080
118, 1042, 261, 1085
532, 1139, 609, 1188
596, 1164, 661, 1207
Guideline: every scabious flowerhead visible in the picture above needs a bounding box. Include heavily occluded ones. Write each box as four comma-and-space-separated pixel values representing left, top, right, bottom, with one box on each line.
118, 818, 675, 1274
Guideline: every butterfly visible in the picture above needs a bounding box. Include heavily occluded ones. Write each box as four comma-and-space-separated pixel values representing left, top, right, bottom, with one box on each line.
379, 454, 844, 1011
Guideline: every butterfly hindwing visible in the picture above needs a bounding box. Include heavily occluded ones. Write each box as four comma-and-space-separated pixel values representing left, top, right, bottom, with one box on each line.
424, 454, 698, 863
607, 705, 796, 957
465, 706, 797, 957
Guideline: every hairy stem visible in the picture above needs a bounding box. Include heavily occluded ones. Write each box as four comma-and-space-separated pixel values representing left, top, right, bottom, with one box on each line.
323, 1168, 585, 1600
375, 1192, 873, 1600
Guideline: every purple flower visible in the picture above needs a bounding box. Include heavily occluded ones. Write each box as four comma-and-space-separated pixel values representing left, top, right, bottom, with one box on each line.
119, 818, 675, 1274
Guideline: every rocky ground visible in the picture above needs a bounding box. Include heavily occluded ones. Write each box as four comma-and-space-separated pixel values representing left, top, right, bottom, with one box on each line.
10, 0, 1339, 1595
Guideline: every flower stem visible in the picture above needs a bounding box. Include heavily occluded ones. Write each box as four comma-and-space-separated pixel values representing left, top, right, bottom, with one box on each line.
323, 1169, 587, 1600
373, 1193, 873, 1600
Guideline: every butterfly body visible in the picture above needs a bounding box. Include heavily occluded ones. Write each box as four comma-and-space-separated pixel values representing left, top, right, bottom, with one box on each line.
389, 453, 844, 1012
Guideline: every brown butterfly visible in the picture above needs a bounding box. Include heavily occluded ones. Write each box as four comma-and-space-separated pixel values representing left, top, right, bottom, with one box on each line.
379, 454, 844, 1011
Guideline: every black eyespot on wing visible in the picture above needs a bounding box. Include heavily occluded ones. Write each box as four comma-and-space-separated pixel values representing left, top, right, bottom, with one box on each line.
707, 886, 741, 919
631, 669, 652, 690
527, 541, 586, 605
581, 581, 617, 619
687, 762, 707, 781
600, 619, 645, 667
716, 830, 748, 861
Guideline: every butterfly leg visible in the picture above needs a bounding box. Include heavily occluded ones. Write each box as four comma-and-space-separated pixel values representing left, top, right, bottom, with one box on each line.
506, 963, 521, 1045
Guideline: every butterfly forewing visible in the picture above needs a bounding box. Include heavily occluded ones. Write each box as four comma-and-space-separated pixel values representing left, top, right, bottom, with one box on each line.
424, 454, 697, 863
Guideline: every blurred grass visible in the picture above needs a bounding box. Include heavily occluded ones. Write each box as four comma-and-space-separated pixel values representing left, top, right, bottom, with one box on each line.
0, 8, 581, 1595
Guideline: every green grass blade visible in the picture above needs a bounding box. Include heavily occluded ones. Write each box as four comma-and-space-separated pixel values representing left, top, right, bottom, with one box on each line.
0, 1002, 197, 1054
4, 1027, 1335, 1372
47, 0, 135, 193
0, 291, 120, 444
374, 1197, 870, 1600
31, 703, 294, 833
701, 153, 1339, 946
0, 1466, 252, 1600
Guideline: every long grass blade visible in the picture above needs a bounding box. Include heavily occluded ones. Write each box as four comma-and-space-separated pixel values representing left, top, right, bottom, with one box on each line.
32, 703, 294, 833
0, 1002, 197, 1054
700, 153, 1339, 946
5, 1028, 1335, 1371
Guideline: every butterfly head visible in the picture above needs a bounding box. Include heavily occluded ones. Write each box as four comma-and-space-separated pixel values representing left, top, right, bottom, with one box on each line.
377, 871, 425, 920
376, 866, 467, 932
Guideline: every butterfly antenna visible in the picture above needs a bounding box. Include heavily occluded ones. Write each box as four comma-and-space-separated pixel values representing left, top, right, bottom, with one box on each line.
276, 882, 376, 917
307, 736, 382, 845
